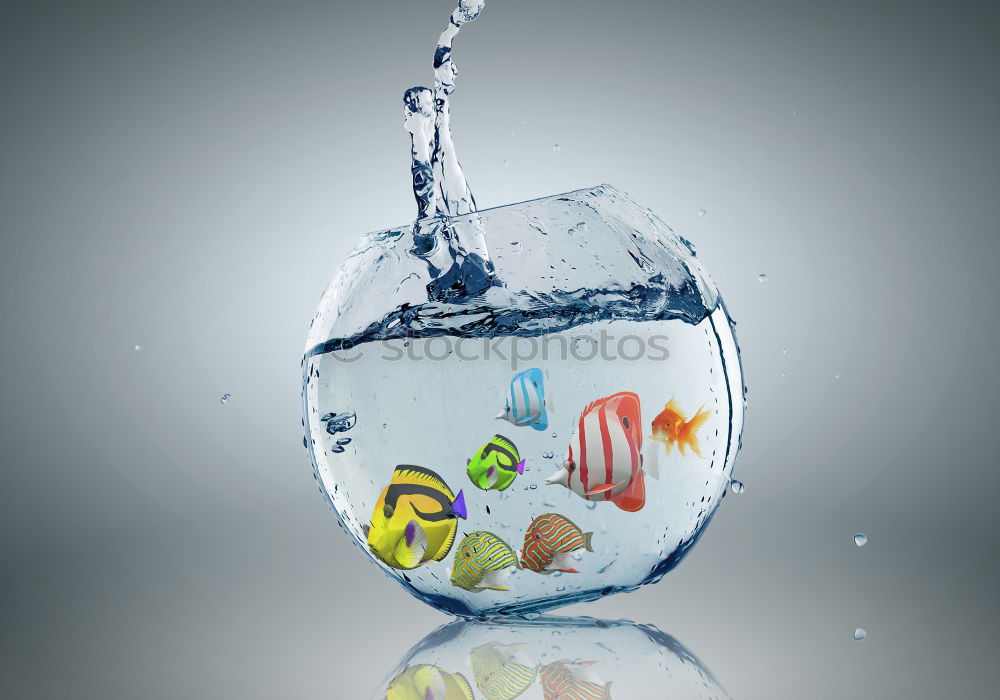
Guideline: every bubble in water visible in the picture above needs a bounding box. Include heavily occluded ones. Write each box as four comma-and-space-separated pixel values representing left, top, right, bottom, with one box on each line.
730, 479, 745, 494
321, 411, 357, 435
543, 451, 554, 459
854, 533, 867, 547
853, 628, 867, 641
551, 432, 557, 438
220, 393, 231, 405
757, 273, 768, 283
586, 501, 598, 510
133, 343, 143, 351
697, 208, 706, 217
336, 437, 353, 446
331, 445, 346, 454
552, 144, 560, 151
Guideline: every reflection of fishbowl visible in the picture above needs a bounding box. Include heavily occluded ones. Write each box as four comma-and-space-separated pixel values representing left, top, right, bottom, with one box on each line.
302, 185, 745, 617
376, 616, 729, 699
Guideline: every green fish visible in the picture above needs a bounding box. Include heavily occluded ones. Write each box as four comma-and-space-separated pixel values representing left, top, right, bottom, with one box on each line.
466, 434, 525, 491
450, 531, 520, 591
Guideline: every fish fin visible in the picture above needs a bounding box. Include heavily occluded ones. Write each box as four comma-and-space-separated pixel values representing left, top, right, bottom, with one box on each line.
611, 469, 646, 512
585, 483, 618, 496
495, 411, 507, 420
482, 585, 510, 591
451, 671, 475, 700
393, 465, 454, 496
393, 520, 427, 568
641, 440, 660, 479
452, 490, 467, 519
664, 397, 683, 414
584, 532, 594, 552
516, 459, 525, 474
361, 523, 370, 538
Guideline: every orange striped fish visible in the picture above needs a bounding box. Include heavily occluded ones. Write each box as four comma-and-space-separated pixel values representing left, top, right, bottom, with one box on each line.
520, 513, 593, 574
539, 659, 611, 700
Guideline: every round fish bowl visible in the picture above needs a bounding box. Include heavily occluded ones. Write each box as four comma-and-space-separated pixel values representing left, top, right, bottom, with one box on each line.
303, 185, 745, 617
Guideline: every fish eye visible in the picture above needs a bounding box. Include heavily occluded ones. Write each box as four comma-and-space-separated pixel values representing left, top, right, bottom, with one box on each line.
621, 416, 630, 429
568, 461, 576, 472
383, 503, 394, 518
534, 533, 541, 540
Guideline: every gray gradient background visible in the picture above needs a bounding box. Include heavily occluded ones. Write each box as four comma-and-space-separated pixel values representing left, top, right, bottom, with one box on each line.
1, 0, 998, 697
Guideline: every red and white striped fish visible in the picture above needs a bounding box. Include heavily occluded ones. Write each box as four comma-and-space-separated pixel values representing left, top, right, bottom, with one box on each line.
545, 391, 658, 512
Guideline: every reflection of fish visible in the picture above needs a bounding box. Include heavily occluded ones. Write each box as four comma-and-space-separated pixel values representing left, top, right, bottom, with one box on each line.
498, 368, 549, 431
470, 642, 538, 700
450, 531, 519, 591
546, 392, 652, 512
366, 465, 467, 570
467, 434, 525, 491
520, 513, 593, 574
650, 398, 710, 457
386, 664, 475, 700
539, 660, 612, 700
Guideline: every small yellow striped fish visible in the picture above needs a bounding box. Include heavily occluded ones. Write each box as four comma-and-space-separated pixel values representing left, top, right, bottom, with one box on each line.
366, 465, 467, 570
469, 642, 538, 700
386, 663, 475, 700
450, 531, 519, 591
539, 659, 612, 700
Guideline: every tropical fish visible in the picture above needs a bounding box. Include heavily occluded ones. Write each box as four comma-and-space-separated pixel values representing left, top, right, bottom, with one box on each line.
365, 465, 467, 570
545, 392, 656, 513
470, 642, 538, 700
386, 663, 475, 700
649, 398, 710, 457
520, 513, 593, 574
449, 531, 520, 592
538, 660, 612, 700
498, 368, 549, 431
467, 434, 525, 491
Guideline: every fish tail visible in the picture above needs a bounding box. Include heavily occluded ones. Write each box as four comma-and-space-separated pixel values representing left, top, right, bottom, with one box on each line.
583, 532, 594, 552
684, 405, 710, 457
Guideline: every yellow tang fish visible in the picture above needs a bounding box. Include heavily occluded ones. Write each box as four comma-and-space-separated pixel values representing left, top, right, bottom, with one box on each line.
365, 465, 467, 570
649, 398, 710, 457
386, 664, 475, 700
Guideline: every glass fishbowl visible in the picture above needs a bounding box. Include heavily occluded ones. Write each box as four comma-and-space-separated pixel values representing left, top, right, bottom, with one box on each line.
303, 184, 744, 618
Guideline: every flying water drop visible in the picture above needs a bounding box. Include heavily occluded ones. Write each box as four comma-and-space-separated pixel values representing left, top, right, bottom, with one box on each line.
697, 208, 706, 217
220, 393, 231, 405
757, 273, 768, 283
730, 479, 745, 494
133, 343, 143, 351
854, 533, 867, 547
853, 628, 867, 641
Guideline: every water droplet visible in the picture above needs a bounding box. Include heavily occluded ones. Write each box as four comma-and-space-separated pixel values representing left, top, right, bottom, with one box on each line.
133, 343, 143, 351
834, 373, 841, 380
510, 240, 522, 253
552, 143, 560, 151
780, 371, 787, 378
502, 159, 509, 167
853, 628, 867, 641
529, 484, 537, 490
321, 411, 357, 435
220, 393, 231, 405
730, 479, 745, 494
697, 208, 706, 217
586, 501, 598, 510
543, 451, 554, 459
781, 348, 788, 355
551, 432, 557, 438
758, 273, 768, 283
854, 533, 867, 547
330, 445, 345, 454
336, 437, 352, 446
792, 108, 798, 116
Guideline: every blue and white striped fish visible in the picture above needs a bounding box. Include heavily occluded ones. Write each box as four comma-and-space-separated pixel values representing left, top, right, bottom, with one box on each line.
497, 368, 549, 431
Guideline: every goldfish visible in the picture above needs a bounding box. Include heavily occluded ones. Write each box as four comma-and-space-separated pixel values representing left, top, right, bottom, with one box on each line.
546, 392, 657, 513
649, 398, 710, 457
365, 465, 467, 570
539, 660, 612, 700
520, 513, 593, 574
386, 664, 475, 700
449, 531, 519, 592
467, 434, 525, 491
469, 642, 538, 700
498, 368, 549, 431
